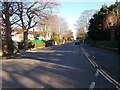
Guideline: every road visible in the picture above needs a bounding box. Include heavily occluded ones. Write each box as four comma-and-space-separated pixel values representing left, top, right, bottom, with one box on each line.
2, 43, 119, 89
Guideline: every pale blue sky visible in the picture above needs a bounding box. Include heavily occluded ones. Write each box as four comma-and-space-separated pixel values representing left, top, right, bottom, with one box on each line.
57, 1, 116, 38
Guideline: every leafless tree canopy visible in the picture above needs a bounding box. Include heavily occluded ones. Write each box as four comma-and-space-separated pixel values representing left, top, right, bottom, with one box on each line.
37, 15, 71, 40
75, 9, 97, 32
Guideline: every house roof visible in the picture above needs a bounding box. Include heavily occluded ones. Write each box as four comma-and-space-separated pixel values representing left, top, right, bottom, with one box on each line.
12, 28, 41, 36
12, 28, 24, 34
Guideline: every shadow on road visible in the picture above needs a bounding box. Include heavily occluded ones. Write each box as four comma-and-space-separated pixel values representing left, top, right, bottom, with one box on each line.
2, 43, 89, 88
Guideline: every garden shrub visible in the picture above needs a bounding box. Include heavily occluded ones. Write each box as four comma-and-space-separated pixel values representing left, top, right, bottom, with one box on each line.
18, 40, 35, 50
34, 41, 45, 48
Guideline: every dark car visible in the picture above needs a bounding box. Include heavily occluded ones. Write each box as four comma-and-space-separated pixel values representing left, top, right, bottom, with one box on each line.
74, 40, 80, 45
45, 40, 55, 47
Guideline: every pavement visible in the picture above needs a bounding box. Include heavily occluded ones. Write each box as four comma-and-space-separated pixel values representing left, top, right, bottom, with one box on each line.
2, 43, 119, 89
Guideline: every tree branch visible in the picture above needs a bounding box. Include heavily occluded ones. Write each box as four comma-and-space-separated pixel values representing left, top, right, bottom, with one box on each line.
11, 19, 20, 25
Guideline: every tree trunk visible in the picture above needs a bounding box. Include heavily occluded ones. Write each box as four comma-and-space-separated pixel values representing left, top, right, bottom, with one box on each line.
6, 28, 14, 54
4, 2, 14, 55
5, 22, 14, 54
23, 30, 28, 50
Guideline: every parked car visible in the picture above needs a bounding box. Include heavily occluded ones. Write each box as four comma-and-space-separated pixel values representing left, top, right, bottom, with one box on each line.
74, 40, 81, 45
45, 40, 55, 47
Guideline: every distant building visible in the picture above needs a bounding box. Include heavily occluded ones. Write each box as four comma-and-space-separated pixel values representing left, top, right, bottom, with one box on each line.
28, 31, 35, 40
12, 28, 46, 42
12, 28, 24, 42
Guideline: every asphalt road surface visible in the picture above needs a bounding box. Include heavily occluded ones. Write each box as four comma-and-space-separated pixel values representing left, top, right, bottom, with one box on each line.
2, 43, 119, 89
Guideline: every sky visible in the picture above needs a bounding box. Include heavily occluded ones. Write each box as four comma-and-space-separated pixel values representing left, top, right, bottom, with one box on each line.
57, 1, 117, 39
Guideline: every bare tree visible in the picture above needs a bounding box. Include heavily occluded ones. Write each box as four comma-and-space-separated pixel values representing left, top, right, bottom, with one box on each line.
37, 16, 51, 40
75, 9, 97, 40
48, 15, 59, 33
2, 1, 20, 54
16, 1, 59, 49
37, 15, 71, 44
75, 9, 97, 32
63, 30, 74, 42
57, 17, 68, 39
37, 15, 67, 40
48, 16, 68, 39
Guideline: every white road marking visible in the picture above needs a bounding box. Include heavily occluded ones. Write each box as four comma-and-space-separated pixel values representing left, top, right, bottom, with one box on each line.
89, 82, 95, 90
95, 69, 99, 76
100, 69, 120, 87
85, 53, 90, 57
81, 46, 120, 88
92, 61, 98, 67
87, 58, 96, 67
85, 53, 89, 57
81, 47, 99, 68
82, 47, 96, 90
116, 85, 120, 90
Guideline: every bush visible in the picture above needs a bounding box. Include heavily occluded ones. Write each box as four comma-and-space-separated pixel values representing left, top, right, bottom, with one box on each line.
18, 41, 24, 50
18, 40, 35, 50
86, 40, 118, 50
18, 40, 46, 50
35, 41, 45, 48
95, 41, 118, 48
28, 40, 35, 49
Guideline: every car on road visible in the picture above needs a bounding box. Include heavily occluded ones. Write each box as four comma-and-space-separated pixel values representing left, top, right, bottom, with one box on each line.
74, 40, 81, 45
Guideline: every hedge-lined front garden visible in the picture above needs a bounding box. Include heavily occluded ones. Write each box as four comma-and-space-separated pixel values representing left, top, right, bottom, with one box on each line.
18, 40, 46, 50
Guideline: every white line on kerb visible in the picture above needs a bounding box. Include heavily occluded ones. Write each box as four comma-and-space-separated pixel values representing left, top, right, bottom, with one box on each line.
85, 53, 89, 57
116, 85, 120, 90
81, 47, 96, 90
81, 47, 90, 57
82, 46, 120, 89
88, 58, 96, 67
85, 53, 90, 57
95, 69, 99, 76
81, 47, 96, 68
89, 82, 95, 90
100, 69, 120, 87
92, 60, 98, 67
